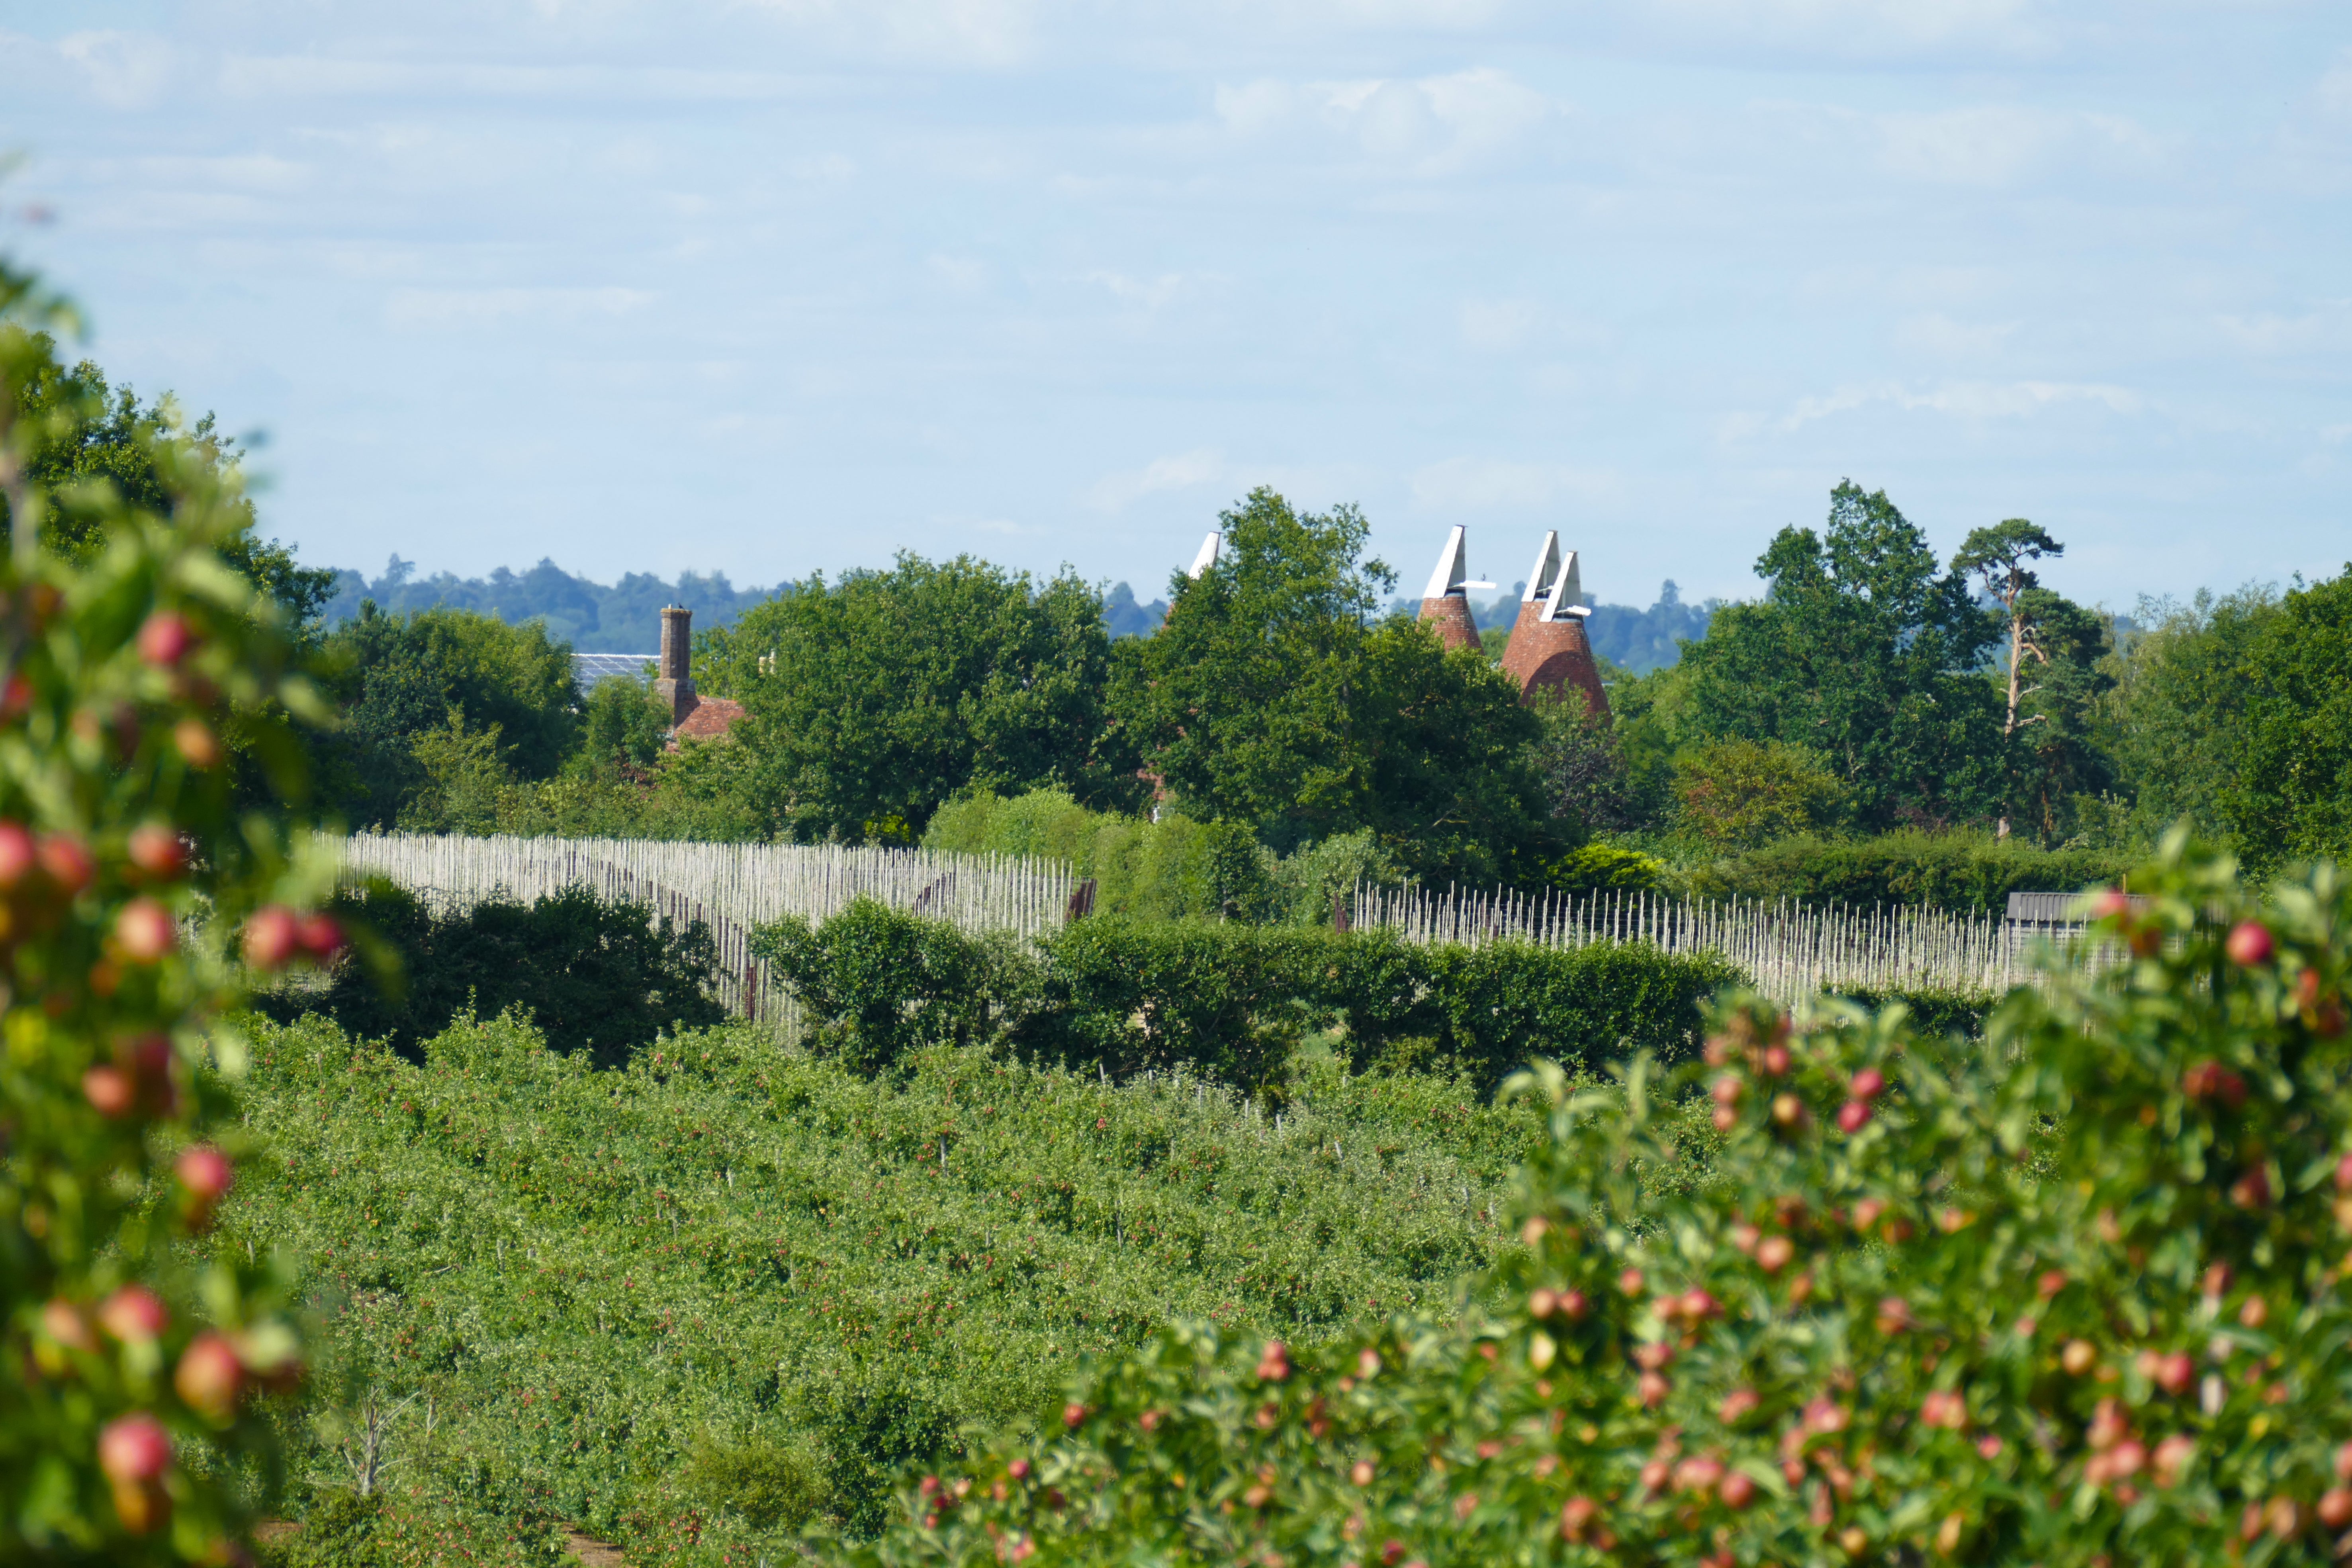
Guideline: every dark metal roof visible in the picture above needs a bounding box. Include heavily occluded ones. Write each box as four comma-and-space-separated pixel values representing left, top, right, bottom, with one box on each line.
2006, 890, 2148, 926
572, 653, 656, 690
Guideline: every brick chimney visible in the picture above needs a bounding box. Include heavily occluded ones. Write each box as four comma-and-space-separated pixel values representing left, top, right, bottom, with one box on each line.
656, 605, 696, 726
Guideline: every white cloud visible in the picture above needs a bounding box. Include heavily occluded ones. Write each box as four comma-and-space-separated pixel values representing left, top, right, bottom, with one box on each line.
1080, 270, 1191, 310
1086, 448, 1226, 511
927, 254, 990, 294
735, 0, 1039, 66
2319, 50, 2352, 117
1894, 313, 2018, 358
1459, 297, 1540, 351
1872, 105, 2158, 188
1764, 378, 2144, 432
59, 30, 177, 109
1408, 457, 1616, 511
2216, 301, 2352, 355
383, 286, 657, 331
1213, 67, 1553, 175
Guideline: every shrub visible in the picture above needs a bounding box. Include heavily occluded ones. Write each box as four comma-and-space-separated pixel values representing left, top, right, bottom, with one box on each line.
753, 897, 1017, 1077
264, 883, 723, 1067
847, 837, 2352, 1568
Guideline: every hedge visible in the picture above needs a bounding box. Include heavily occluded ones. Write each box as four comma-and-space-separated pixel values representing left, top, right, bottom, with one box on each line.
259, 883, 725, 1067
757, 903, 1740, 1095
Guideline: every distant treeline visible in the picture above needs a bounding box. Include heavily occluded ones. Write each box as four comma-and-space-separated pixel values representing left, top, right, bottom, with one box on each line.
327, 556, 1712, 669
318, 556, 784, 653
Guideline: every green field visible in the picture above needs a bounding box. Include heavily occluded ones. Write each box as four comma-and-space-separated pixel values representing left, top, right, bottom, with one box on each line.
228, 1012, 1563, 1563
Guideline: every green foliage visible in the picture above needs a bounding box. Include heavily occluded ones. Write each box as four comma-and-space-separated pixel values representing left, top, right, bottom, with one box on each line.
315, 603, 581, 827
260, 884, 724, 1069
0, 338, 336, 632
1529, 686, 1632, 838
1684, 827, 2126, 914
577, 671, 672, 775
0, 258, 319, 1560
2227, 567, 2352, 870
701, 554, 1139, 843
1547, 841, 1668, 894
1584, 579, 1715, 675
227, 1011, 1542, 1557
851, 839, 2352, 1568
759, 903, 1736, 1096
1668, 738, 1845, 849
1681, 481, 2000, 830
922, 789, 1400, 927
1110, 489, 1558, 885
2088, 586, 2279, 852
753, 899, 1013, 1077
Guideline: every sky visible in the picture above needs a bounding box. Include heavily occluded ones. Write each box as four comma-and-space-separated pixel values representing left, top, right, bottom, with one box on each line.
0, 0, 2346, 613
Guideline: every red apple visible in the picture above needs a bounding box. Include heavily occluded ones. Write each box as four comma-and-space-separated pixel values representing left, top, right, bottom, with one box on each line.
137, 613, 195, 668
1849, 1067, 1886, 1100
42, 1299, 95, 1352
173, 719, 222, 769
176, 1145, 233, 1205
1761, 1043, 1791, 1076
98, 1413, 172, 1482
1558, 1496, 1598, 1540
1062, 1403, 1087, 1429
243, 906, 299, 970
1718, 1469, 1755, 1509
2225, 920, 2274, 967
99, 1286, 168, 1342
1837, 1100, 1872, 1133
114, 899, 176, 963
2156, 1352, 2195, 1396
37, 833, 93, 893
1755, 1235, 1794, 1273
2089, 889, 2132, 921
2319, 1490, 2352, 1530
83, 1065, 137, 1118
127, 824, 187, 879
1558, 1288, 1589, 1319
1256, 1342, 1290, 1381
174, 1332, 244, 1422
1770, 1093, 1804, 1127
0, 820, 32, 886
296, 912, 346, 960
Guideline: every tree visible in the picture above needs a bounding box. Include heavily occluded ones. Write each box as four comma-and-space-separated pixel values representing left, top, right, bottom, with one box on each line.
1109, 489, 1556, 885
314, 603, 581, 827
1681, 482, 2000, 830
706, 554, 1137, 844
1949, 520, 2113, 842
2227, 566, 2352, 868
0, 256, 316, 1559
1669, 738, 1846, 849
2089, 587, 2279, 852
0, 339, 334, 632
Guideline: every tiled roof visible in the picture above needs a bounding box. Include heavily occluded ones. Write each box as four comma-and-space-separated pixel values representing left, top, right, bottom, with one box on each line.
671, 694, 746, 742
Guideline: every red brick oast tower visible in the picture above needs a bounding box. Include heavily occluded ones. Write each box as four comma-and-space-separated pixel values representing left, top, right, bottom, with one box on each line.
1500, 530, 1610, 722
1416, 525, 1487, 653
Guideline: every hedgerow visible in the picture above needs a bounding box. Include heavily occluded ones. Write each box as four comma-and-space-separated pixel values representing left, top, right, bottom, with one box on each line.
261, 882, 724, 1067
845, 836, 2352, 1568
759, 908, 1738, 1096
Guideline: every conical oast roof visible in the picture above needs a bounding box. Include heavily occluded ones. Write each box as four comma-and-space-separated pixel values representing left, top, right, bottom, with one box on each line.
1416, 525, 1483, 652
1499, 531, 1609, 721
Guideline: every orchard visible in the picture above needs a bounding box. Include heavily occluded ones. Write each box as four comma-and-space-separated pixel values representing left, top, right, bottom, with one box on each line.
859, 834, 2352, 1568
1, 258, 340, 1560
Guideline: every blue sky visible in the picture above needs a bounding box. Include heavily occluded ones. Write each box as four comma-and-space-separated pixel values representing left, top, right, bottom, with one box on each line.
1, 0, 2346, 612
